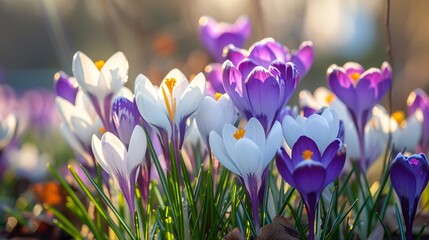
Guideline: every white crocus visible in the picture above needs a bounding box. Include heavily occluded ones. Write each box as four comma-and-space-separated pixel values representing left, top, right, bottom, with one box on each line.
56, 91, 103, 165
91, 125, 147, 217
371, 105, 422, 153
282, 108, 340, 152
209, 118, 282, 191
195, 93, 238, 149
135, 69, 206, 148
72, 51, 128, 129
0, 113, 17, 150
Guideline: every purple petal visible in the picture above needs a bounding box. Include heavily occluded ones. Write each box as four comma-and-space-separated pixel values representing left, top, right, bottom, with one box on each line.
290, 41, 314, 80
292, 160, 326, 195
112, 97, 139, 146
54, 71, 79, 104
248, 38, 287, 68
224, 45, 247, 65
291, 136, 321, 166
222, 61, 251, 118
327, 67, 358, 113
205, 63, 225, 95
237, 59, 259, 80
245, 67, 279, 130
343, 62, 364, 75
322, 141, 346, 184
270, 62, 299, 107
276, 147, 295, 186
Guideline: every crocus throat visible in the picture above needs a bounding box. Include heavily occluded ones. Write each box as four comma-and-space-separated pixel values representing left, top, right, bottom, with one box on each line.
162, 78, 177, 122
215, 92, 222, 101
99, 127, 106, 134
409, 158, 419, 166
95, 60, 105, 71
349, 73, 361, 84
392, 111, 405, 126
325, 93, 335, 104
302, 150, 313, 160
233, 129, 246, 140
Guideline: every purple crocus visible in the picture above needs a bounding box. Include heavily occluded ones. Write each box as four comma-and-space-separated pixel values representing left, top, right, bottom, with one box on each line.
224, 38, 314, 81
54, 71, 79, 104
223, 59, 299, 133
111, 96, 141, 147
390, 153, 429, 240
407, 89, 429, 154
199, 15, 251, 62
327, 62, 391, 171
276, 136, 346, 240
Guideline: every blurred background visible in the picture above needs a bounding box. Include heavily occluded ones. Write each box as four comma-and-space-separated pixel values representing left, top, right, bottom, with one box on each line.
1, 0, 428, 110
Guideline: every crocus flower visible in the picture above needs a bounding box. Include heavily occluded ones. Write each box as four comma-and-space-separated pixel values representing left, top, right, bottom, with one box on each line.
209, 118, 283, 231
72, 51, 128, 131
54, 71, 79, 104
390, 153, 429, 240
92, 125, 147, 217
111, 96, 142, 147
199, 15, 251, 62
276, 136, 346, 240
224, 38, 314, 81
407, 89, 429, 154
135, 69, 206, 170
195, 93, 238, 151
282, 108, 340, 152
223, 59, 298, 133
328, 62, 391, 171
205, 63, 225, 96
56, 91, 103, 166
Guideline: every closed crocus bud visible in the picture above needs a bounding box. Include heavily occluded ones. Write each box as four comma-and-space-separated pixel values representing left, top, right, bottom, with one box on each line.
195, 93, 238, 150
199, 15, 251, 62
390, 153, 429, 240
407, 89, 429, 154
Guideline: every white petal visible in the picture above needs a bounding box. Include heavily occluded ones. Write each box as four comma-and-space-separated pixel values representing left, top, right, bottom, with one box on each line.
222, 123, 239, 159
263, 121, 283, 167
175, 72, 206, 123
306, 114, 330, 152
60, 124, 93, 166
209, 131, 241, 175
101, 132, 126, 175
136, 92, 172, 139
134, 74, 158, 99
91, 134, 110, 174
101, 52, 128, 93
161, 69, 189, 99
282, 115, 303, 148
126, 126, 147, 173
244, 118, 265, 151
116, 87, 134, 100
72, 51, 100, 91
195, 97, 223, 142
231, 138, 263, 176
71, 116, 99, 146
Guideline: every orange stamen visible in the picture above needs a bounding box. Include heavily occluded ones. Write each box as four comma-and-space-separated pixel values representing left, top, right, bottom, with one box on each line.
94, 60, 105, 71
349, 73, 361, 84
325, 93, 335, 104
392, 111, 405, 125
233, 129, 246, 140
302, 150, 314, 160
215, 92, 222, 101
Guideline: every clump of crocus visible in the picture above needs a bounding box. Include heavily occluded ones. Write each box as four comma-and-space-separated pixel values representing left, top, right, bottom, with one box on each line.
390, 153, 429, 240
276, 136, 346, 240
327, 62, 391, 171
209, 118, 283, 232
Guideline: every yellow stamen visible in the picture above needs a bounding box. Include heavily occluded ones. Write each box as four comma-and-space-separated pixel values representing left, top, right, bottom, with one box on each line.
325, 93, 335, 104
162, 87, 176, 121
165, 78, 177, 96
99, 127, 106, 135
94, 60, 105, 71
233, 129, 246, 140
392, 111, 405, 125
302, 150, 313, 160
215, 92, 222, 101
349, 73, 361, 84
